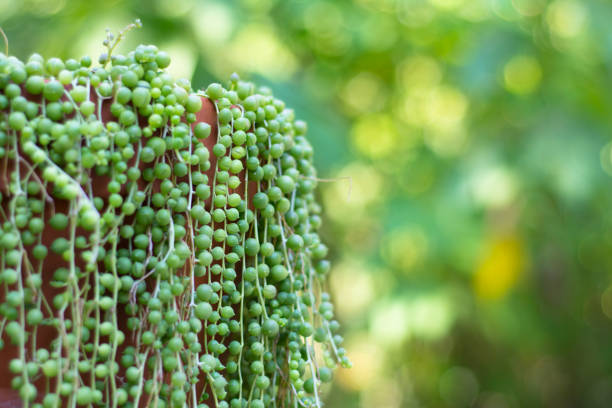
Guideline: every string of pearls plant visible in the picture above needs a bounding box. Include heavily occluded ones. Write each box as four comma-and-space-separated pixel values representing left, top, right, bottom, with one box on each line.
0, 23, 350, 407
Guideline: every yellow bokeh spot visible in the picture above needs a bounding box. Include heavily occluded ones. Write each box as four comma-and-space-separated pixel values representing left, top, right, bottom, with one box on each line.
336, 334, 384, 391
369, 293, 454, 343
424, 86, 469, 131
397, 57, 463, 132
397, 55, 442, 91
397, 90, 429, 127
474, 236, 524, 301
503, 55, 542, 95
339, 72, 386, 115
190, 2, 234, 45
470, 166, 518, 208
380, 228, 428, 272
226, 24, 298, 79
329, 258, 375, 319
351, 114, 399, 158
546, 0, 587, 39
322, 161, 383, 224
369, 299, 411, 345
406, 294, 454, 340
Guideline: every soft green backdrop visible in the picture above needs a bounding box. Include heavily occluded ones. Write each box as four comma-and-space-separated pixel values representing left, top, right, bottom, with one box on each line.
3, 0, 612, 407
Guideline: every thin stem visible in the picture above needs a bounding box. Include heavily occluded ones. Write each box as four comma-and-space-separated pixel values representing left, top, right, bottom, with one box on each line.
102, 19, 142, 67
0, 27, 8, 55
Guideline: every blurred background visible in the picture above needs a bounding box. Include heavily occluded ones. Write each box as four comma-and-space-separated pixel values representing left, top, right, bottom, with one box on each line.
3, 0, 612, 407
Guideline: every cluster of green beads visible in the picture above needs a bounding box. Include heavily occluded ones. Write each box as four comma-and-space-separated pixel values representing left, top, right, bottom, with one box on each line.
0, 43, 349, 408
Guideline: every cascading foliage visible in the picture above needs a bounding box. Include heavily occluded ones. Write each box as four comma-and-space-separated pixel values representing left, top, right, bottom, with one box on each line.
0, 26, 350, 408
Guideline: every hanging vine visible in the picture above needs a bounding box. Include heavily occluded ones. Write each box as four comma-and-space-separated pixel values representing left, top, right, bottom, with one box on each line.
0, 24, 350, 408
